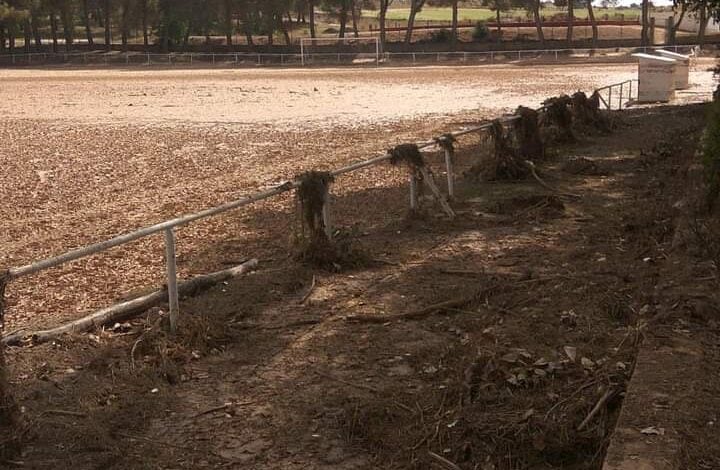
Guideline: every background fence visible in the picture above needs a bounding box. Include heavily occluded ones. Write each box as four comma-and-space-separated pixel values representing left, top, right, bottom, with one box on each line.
0, 45, 697, 68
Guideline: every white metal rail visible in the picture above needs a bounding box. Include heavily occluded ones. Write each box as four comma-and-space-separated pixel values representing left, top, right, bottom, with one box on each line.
0, 45, 698, 68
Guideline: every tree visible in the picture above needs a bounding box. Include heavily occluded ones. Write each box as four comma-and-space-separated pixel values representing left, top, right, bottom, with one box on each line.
378, 0, 393, 47
482, 0, 511, 40
80, 0, 94, 46
640, 0, 649, 45
513, 0, 544, 44
429, 0, 460, 48
584, 0, 598, 46
103, 0, 111, 50
405, 0, 426, 44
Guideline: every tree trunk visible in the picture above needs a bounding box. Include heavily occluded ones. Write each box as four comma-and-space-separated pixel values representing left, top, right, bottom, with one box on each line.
104, 0, 112, 51
309, 0, 316, 38
640, 0, 649, 46
405, 0, 426, 45
277, 14, 291, 44
50, 12, 59, 53
670, 4, 686, 45
496, 8, 502, 39
379, 0, 388, 47
241, 8, 254, 46
351, 1, 360, 38
121, 0, 130, 52
339, 3, 348, 38
0, 24, 6, 53
31, 12, 42, 51
81, 0, 94, 46
698, 3, 709, 48
23, 20, 31, 53
62, 4, 74, 52
532, 0, 544, 45
8, 24, 15, 54
451, 0, 458, 49
225, 0, 233, 46
566, 0, 574, 44
587, 0, 598, 46
141, 0, 148, 47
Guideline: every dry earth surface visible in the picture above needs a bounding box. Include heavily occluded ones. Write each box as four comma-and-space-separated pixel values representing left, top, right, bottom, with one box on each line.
1, 61, 719, 470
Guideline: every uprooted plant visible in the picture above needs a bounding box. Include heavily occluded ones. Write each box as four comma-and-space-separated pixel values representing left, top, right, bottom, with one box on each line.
515, 106, 545, 162
543, 95, 576, 143
389, 144, 455, 218
295, 171, 341, 267
489, 120, 528, 180
571, 91, 611, 133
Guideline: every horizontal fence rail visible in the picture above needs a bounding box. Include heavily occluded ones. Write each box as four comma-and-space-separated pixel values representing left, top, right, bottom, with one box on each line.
0, 45, 698, 68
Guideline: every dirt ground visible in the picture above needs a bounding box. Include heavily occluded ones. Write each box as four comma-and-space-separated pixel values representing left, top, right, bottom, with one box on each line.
2, 63, 719, 469
4, 98, 719, 470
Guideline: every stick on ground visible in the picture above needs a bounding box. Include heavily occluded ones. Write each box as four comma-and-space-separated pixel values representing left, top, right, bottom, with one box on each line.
2, 260, 259, 346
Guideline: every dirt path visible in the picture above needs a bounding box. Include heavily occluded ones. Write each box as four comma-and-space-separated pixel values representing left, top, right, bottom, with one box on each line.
9, 104, 719, 469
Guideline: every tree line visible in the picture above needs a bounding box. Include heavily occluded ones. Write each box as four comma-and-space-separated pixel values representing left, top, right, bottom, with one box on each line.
0, 0, 716, 54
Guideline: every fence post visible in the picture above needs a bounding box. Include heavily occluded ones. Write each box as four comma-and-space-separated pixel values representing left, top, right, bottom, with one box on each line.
212, 53, 216, 65
409, 172, 418, 211
629, 80, 633, 102
444, 147, 455, 199
322, 188, 333, 240
147, 53, 150, 65
608, 87, 613, 110
555, 50, 558, 61
619, 82, 624, 109
126, 53, 129, 65
164, 228, 179, 334
413, 53, 416, 64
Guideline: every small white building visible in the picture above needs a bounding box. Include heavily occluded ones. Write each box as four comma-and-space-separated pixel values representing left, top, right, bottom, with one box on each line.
655, 50, 690, 90
632, 53, 677, 102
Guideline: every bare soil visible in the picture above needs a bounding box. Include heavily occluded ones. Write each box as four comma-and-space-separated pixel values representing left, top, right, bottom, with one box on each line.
4, 96, 719, 468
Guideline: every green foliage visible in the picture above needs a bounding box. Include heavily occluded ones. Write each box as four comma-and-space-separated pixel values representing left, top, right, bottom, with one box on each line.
472, 20, 489, 41
703, 99, 720, 209
429, 27, 453, 42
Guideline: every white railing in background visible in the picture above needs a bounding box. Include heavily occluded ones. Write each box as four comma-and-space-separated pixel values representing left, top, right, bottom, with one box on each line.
0, 45, 698, 68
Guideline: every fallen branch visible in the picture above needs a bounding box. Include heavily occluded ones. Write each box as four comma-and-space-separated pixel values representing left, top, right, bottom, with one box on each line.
43, 409, 87, 418
577, 388, 615, 431
427, 451, 461, 470
525, 161, 581, 199
345, 285, 497, 323
299, 275, 317, 304
2, 260, 259, 346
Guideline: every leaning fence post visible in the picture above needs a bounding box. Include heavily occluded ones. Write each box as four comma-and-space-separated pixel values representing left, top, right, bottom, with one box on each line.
322, 188, 333, 240
164, 228, 179, 334
436, 134, 456, 199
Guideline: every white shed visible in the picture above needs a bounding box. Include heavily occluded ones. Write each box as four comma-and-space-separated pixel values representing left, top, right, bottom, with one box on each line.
632, 53, 677, 103
655, 50, 690, 90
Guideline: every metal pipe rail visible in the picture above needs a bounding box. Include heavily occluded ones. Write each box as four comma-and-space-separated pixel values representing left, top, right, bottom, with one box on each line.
0, 45, 698, 68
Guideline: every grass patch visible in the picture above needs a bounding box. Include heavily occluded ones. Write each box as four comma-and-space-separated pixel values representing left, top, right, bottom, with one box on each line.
361, 7, 641, 22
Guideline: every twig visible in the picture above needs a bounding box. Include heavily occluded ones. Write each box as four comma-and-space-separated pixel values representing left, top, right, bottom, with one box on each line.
525, 160, 581, 199
44, 409, 87, 418
299, 275, 317, 304
427, 451, 461, 470
345, 285, 497, 323
577, 388, 615, 431
115, 431, 187, 450
316, 371, 380, 393
193, 401, 254, 418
